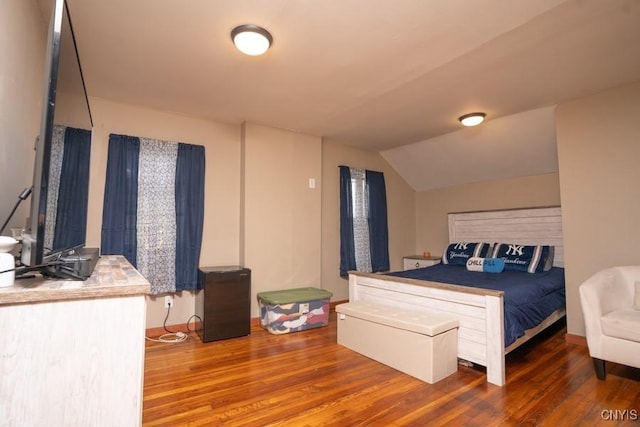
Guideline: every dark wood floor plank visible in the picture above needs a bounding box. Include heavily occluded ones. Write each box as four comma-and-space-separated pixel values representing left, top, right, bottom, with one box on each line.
143, 313, 640, 426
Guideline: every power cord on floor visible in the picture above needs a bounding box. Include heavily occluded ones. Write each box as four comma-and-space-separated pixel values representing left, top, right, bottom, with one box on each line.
145, 299, 189, 343
145, 331, 188, 343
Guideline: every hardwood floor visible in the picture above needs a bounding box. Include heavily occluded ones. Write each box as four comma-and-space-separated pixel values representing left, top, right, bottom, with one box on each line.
143, 312, 640, 426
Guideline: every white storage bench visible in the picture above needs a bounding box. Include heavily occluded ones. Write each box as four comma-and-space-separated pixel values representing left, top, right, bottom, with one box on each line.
336, 301, 459, 384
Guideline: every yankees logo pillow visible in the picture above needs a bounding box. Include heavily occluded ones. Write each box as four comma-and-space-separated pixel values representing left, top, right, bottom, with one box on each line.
442, 242, 490, 266
492, 243, 554, 273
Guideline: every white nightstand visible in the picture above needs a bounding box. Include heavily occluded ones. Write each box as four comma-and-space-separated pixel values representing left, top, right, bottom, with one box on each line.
403, 255, 442, 270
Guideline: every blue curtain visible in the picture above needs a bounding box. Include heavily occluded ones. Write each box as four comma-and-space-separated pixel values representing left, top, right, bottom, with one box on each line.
101, 134, 140, 266
339, 166, 356, 277
175, 143, 205, 290
366, 170, 390, 273
52, 127, 91, 251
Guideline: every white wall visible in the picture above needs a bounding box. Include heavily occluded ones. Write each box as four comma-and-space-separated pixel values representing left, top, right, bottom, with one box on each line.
0, 0, 46, 234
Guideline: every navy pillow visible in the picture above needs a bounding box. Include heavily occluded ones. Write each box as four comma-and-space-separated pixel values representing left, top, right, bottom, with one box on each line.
491, 243, 554, 273
442, 242, 490, 266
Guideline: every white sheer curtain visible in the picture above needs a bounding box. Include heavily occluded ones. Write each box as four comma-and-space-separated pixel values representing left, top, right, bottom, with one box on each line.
136, 138, 177, 294
350, 167, 372, 273
44, 125, 66, 252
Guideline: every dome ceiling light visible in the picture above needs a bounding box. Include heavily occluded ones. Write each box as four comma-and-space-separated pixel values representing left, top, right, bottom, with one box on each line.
231, 24, 273, 56
458, 112, 486, 127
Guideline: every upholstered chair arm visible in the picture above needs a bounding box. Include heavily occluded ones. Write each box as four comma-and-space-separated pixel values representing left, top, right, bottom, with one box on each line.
579, 272, 608, 338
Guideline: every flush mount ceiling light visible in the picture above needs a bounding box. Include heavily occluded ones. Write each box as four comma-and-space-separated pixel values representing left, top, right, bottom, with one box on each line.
231, 24, 273, 56
458, 112, 486, 127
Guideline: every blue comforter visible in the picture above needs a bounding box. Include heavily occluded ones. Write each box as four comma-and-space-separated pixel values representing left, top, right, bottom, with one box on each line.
388, 264, 566, 347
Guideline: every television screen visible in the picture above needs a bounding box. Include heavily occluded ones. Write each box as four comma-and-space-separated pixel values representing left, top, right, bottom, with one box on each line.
21, 0, 93, 275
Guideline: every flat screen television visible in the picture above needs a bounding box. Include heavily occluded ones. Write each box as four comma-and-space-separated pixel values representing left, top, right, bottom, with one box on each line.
20, 0, 96, 279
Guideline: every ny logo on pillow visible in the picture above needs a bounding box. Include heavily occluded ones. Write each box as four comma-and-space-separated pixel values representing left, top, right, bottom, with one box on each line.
505, 244, 525, 256
442, 242, 490, 266
492, 243, 554, 273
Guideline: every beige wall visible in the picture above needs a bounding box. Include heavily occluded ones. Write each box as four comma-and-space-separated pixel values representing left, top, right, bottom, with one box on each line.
0, 0, 46, 232
556, 81, 640, 336
415, 173, 561, 257
87, 97, 241, 327
51, 98, 415, 326
321, 140, 417, 301
242, 123, 323, 316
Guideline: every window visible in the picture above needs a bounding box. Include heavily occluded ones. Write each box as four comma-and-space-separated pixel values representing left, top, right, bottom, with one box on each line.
101, 134, 205, 294
339, 166, 389, 276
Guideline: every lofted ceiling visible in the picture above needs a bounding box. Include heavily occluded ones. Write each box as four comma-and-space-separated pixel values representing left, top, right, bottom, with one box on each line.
56, 0, 640, 189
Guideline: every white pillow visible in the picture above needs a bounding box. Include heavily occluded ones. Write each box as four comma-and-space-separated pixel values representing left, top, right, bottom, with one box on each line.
634, 281, 640, 310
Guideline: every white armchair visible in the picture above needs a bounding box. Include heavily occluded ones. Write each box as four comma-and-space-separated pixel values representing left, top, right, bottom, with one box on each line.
579, 266, 640, 379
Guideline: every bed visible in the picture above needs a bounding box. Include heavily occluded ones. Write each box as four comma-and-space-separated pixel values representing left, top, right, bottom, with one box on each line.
348, 207, 566, 386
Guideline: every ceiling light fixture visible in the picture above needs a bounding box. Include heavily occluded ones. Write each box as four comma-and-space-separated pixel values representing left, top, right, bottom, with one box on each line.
458, 112, 486, 127
231, 24, 273, 56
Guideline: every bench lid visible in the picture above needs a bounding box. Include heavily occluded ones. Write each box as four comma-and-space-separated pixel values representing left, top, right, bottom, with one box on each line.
258, 287, 333, 304
336, 301, 458, 336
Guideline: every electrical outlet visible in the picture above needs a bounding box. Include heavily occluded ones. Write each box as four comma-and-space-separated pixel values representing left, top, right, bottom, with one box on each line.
164, 295, 173, 308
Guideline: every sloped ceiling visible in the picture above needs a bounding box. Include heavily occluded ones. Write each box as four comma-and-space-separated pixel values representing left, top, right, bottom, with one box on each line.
57, 0, 640, 189
381, 106, 558, 191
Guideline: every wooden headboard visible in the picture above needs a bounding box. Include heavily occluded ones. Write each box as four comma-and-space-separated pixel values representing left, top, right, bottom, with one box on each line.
448, 207, 564, 267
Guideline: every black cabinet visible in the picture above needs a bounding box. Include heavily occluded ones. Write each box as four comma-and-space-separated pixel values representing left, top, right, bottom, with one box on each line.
196, 266, 251, 342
